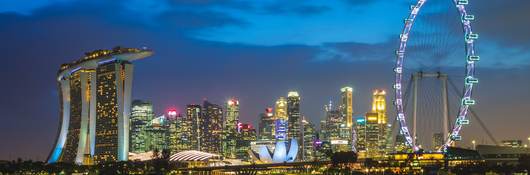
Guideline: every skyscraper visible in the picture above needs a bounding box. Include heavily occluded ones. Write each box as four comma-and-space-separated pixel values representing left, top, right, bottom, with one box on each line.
186, 104, 202, 151
364, 89, 388, 158
340, 87, 354, 128
258, 108, 275, 141
222, 98, 239, 159
236, 123, 257, 160
145, 115, 169, 151
354, 117, 367, 157
324, 102, 350, 153
130, 100, 154, 153
201, 100, 223, 154
48, 47, 152, 165
168, 110, 193, 154
287, 91, 302, 160
287, 91, 301, 141
340, 87, 354, 152
302, 117, 316, 161
274, 97, 288, 140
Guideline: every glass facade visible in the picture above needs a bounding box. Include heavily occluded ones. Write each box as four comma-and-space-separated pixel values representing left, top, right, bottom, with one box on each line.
186, 104, 202, 151
222, 98, 239, 159
130, 100, 154, 153
258, 108, 275, 141
236, 123, 256, 160
201, 101, 223, 154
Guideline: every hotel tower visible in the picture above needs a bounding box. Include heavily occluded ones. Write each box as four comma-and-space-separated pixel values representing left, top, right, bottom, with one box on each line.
47, 47, 152, 164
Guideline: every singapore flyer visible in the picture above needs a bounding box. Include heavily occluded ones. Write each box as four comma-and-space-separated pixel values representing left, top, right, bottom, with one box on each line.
394, 0, 480, 152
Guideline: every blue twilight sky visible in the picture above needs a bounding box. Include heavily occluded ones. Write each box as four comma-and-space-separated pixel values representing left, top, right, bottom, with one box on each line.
0, 0, 529, 160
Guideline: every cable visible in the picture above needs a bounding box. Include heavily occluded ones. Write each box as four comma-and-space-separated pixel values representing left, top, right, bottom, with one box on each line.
448, 78, 499, 145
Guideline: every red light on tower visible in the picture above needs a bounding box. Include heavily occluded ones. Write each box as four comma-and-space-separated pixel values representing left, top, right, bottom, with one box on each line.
167, 109, 177, 119
266, 107, 273, 117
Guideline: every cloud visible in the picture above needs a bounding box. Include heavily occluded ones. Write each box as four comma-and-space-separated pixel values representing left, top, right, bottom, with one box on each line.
0, 0, 73, 15
473, 0, 530, 47
263, 4, 331, 16
314, 41, 393, 62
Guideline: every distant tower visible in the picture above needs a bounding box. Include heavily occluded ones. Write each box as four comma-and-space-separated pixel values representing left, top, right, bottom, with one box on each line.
130, 100, 154, 153
236, 123, 257, 161
340, 87, 354, 128
186, 104, 202, 151
169, 110, 193, 154
365, 89, 388, 158
145, 115, 169, 151
302, 117, 316, 161
287, 91, 301, 141
324, 102, 350, 152
274, 97, 288, 140
275, 97, 287, 120
47, 47, 152, 165
222, 98, 239, 158
201, 100, 223, 154
354, 116, 367, 156
258, 108, 275, 141
287, 91, 302, 160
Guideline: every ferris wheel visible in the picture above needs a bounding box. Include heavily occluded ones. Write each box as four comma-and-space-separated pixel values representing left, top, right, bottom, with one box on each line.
394, 0, 479, 152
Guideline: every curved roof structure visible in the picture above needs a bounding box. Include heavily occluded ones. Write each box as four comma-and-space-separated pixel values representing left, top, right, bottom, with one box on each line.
169, 151, 221, 162
57, 46, 153, 81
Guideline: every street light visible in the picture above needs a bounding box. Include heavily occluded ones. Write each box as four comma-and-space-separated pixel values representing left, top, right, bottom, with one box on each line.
527, 137, 530, 146
472, 140, 476, 150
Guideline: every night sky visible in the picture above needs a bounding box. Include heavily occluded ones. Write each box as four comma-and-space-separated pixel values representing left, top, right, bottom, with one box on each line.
1, 0, 529, 161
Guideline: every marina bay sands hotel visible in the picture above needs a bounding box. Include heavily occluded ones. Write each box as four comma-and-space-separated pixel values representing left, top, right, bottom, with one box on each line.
47, 47, 153, 165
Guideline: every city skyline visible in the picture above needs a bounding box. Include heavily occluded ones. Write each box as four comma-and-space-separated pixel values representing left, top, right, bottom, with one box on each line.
1, 0, 530, 162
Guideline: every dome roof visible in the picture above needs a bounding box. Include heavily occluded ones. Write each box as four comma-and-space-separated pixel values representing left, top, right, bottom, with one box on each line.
169, 150, 221, 162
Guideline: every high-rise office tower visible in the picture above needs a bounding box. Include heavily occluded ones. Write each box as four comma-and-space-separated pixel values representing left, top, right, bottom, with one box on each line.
287, 91, 301, 140
340, 87, 354, 128
324, 102, 350, 153
236, 123, 256, 161
275, 97, 288, 120
364, 89, 388, 158
274, 97, 288, 140
48, 47, 152, 165
222, 98, 239, 159
287, 91, 302, 160
339, 87, 354, 152
365, 112, 380, 158
258, 108, 275, 141
167, 109, 192, 154
302, 117, 316, 161
130, 100, 154, 153
186, 104, 202, 151
354, 117, 367, 157
145, 115, 169, 151
201, 100, 223, 154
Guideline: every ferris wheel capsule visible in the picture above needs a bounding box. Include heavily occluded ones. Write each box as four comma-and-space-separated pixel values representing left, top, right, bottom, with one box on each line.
463, 14, 475, 21
451, 135, 462, 141
457, 0, 468, 5
468, 55, 480, 62
462, 98, 476, 106
457, 118, 470, 125
466, 33, 479, 42
465, 76, 479, 85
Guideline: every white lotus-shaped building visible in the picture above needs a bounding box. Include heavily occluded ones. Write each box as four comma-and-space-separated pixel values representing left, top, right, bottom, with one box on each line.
249, 139, 298, 163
